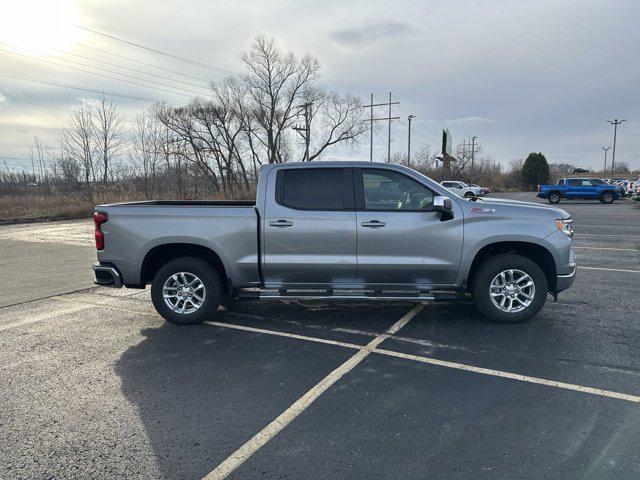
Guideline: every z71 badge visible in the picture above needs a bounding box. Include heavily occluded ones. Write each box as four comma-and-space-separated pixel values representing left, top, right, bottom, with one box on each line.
470, 207, 496, 214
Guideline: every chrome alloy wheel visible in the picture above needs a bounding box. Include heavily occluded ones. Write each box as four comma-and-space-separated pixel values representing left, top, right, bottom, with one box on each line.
162, 272, 206, 314
489, 269, 535, 313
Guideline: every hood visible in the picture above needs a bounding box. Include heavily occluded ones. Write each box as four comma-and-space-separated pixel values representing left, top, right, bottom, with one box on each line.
463, 197, 570, 219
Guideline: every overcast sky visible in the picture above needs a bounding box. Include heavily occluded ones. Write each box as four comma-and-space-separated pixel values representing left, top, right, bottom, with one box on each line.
0, 0, 638, 171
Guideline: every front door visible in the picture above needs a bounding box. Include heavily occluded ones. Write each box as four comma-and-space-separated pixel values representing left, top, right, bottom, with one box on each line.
354, 168, 463, 288
262, 167, 357, 286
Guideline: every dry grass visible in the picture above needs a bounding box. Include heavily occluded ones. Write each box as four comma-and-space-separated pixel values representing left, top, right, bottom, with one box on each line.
0, 190, 145, 223
0, 185, 257, 224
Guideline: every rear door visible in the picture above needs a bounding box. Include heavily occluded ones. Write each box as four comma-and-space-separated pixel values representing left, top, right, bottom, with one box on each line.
354, 167, 463, 287
564, 179, 583, 198
262, 167, 356, 286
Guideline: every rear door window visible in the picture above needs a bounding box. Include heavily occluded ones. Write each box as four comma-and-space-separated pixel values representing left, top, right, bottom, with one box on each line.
276, 168, 352, 210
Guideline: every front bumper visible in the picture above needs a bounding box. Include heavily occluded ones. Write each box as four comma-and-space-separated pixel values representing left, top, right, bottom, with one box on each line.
92, 263, 123, 288
556, 264, 576, 293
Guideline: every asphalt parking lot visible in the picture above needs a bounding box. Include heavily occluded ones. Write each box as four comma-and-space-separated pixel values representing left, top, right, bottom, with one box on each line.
1, 192, 639, 479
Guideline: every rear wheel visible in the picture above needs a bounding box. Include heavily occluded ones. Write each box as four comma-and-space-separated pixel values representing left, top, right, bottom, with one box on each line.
471, 254, 548, 323
599, 191, 615, 204
548, 192, 561, 203
151, 257, 223, 325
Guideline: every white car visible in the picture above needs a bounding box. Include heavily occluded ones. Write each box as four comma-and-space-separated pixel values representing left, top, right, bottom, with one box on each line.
440, 181, 483, 197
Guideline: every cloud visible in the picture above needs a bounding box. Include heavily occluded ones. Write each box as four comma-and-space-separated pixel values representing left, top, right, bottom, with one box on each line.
0, 91, 6, 103
444, 116, 496, 125
329, 19, 417, 48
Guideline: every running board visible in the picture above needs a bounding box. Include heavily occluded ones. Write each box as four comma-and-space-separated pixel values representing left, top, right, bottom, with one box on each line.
235, 289, 459, 302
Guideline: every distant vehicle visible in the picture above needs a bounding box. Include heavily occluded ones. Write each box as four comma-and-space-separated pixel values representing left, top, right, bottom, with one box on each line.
572, 168, 590, 174
440, 181, 483, 197
469, 184, 491, 195
538, 178, 621, 203
92, 161, 575, 324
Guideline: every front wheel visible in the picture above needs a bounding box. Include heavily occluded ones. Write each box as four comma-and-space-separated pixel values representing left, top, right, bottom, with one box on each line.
548, 192, 561, 203
599, 192, 615, 204
464, 192, 474, 198
471, 254, 548, 323
151, 257, 223, 325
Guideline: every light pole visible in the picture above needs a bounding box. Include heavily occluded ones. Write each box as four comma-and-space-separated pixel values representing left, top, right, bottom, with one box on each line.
407, 114, 415, 167
601, 146, 611, 174
607, 119, 626, 180
471, 136, 477, 167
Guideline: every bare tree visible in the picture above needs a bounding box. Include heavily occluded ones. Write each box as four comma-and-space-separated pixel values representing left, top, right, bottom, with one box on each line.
132, 109, 164, 198
61, 100, 96, 190
93, 95, 126, 187
241, 35, 321, 164
306, 90, 366, 161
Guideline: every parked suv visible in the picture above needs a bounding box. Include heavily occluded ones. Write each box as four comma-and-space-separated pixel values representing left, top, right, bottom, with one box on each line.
441, 181, 483, 197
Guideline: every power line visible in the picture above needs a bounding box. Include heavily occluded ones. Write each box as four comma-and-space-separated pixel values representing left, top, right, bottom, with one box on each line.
1, 97, 69, 111
392, 94, 437, 134
71, 24, 239, 77
77, 43, 214, 83
0, 72, 178, 103
0, 47, 207, 98
0, 38, 212, 91
0, 155, 34, 162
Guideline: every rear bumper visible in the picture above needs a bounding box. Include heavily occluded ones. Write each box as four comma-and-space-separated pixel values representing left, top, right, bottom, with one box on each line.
92, 263, 123, 288
556, 264, 576, 293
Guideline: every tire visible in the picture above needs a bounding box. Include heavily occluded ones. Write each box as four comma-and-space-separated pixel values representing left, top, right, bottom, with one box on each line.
599, 191, 615, 204
548, 192, 561, 204
151, 257, 223, 325
471, 254, 548, 323
464, 192, 474, 198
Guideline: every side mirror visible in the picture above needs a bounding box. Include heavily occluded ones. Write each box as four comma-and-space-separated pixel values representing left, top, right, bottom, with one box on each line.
423, 195, 454, 220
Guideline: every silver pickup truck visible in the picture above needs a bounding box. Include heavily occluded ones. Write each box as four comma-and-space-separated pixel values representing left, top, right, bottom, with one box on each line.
92, 162, 576, 324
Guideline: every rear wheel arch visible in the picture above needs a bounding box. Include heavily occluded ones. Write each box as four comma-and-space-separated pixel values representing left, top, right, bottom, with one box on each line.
140, 243, 230, 295
466, 241, 557, 293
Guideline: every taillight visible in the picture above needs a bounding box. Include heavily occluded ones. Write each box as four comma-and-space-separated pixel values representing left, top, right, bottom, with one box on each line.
537, 185, 541, 192
93, 211, 108, 250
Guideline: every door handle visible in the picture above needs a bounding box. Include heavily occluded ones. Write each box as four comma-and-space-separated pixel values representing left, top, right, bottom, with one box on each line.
269, 219, 293, 227
361, 220, 386, 228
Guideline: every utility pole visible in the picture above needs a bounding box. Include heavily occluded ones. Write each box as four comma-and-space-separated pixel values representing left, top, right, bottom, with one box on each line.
407, 115, 415, 167
471, 136, 477, 167
292, 102, 313, 161
601, 146, 611, 173
607, 118, 625, 179
363, 93, 399, 162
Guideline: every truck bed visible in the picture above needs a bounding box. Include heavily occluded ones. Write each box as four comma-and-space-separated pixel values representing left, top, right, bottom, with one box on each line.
99, 200, 256, 207
95, 201, 260, 288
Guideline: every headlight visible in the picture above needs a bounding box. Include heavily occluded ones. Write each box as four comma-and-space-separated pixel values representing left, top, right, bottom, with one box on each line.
555, 218, 573, 238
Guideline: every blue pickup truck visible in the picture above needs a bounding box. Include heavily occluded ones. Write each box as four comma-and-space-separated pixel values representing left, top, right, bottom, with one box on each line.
537, 178, 622, 204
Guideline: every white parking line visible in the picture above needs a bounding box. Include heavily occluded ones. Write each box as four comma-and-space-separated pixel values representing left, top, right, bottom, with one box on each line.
0, 304, 92, 332
580, 266, 640, 274
202, 304, 425, 480
375, 349, 640, 403
573, 246, 638, 252
204, 320, 363, 350
576, 233, 640, 238
577, 224, 640, 229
